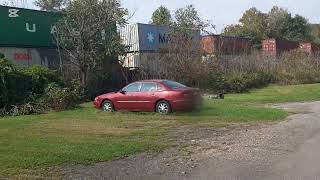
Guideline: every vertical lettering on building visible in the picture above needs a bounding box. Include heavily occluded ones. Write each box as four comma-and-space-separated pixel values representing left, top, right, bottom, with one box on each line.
50, 25, 57, 34
26, 23, 36, 32
8, 9, 19, 18
159, 34, 169, 44
101, 30, 106, 40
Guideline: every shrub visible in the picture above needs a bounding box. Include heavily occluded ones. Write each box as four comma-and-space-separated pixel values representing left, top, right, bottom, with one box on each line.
44, 81, 82, 111
1, 101, 48, 116
275, 53, 320, 85
224, 72, 274, 93
204, 72, 225, 92
0, 59, 31, 108
0, 59, 62, 108
23, 65, 62, 94
0, 58, 68, 116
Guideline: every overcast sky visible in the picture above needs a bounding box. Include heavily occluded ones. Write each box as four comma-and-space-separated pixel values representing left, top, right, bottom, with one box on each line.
1, 0, 319, 33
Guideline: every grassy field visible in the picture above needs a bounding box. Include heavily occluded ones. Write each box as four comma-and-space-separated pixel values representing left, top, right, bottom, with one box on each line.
1, 83, 320, 178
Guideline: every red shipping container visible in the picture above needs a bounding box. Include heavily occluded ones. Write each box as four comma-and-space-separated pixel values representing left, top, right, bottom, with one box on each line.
262, 38, 299, 56
201, 35, 252, 55
299, 42, 320, 54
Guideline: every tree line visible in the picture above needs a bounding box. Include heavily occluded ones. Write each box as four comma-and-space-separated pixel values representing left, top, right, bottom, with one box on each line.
223, 7, 313, 48
150, 5, 316, 48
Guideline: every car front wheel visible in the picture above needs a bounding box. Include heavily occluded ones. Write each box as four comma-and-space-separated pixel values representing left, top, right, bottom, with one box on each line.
156, 100, 171, 114
102, 100, 115, 112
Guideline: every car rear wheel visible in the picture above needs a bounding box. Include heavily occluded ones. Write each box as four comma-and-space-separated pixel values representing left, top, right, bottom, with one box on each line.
156, 100, 171, 114
102, 100, 114, 112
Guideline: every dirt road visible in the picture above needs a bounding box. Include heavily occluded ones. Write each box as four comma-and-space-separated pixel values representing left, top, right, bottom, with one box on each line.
64, 101, 320, 180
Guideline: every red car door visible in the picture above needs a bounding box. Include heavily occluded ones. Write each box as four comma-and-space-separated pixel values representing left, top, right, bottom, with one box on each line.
139, 82, 160, 111
114, 83, 143, 111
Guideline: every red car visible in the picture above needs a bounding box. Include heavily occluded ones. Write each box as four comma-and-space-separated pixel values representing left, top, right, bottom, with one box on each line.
94, 80, 202, 113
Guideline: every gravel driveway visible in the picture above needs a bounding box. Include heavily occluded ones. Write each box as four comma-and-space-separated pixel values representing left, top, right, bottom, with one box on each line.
64, 101, 320, 180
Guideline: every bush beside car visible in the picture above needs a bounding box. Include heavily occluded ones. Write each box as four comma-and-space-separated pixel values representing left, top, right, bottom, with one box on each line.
0, 58, 80, 116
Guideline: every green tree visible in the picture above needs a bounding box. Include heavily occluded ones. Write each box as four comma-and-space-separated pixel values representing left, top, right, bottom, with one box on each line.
266, 6, 311, 41
266, 6, 291, 39
151, 6, 172, 26
223, 24, 244, 36
54, 0, 127, 90
174, 5, 209, 31
223, 6, 311, 48
309, 24, 320, 44
223, 7, 267, 47
285, 15, 312, 41
34, 0, 69, 11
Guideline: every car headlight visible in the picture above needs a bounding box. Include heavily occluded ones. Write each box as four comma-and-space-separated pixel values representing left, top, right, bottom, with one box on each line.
94, 97, 99, 101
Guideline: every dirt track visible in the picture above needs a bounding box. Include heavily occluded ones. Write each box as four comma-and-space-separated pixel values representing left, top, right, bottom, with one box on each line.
64, 101, 320, 180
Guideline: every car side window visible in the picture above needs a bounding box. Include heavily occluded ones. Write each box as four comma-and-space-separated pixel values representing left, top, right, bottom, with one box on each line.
156, 83, 162, 91
123, 83, 141, 93
141, 83, 157, 92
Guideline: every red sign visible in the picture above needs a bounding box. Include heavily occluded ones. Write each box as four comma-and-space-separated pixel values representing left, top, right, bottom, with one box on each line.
14, 53, 32, 61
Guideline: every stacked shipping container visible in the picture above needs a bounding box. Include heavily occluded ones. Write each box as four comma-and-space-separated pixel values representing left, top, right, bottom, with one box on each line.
120, 23, 201, 68
0, 47, 59, 68
0, 5, 61, 69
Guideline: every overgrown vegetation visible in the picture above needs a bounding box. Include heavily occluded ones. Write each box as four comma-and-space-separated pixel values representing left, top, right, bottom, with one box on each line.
45, 81, 81, 111
134, 48, 320, 94
205, 52, 320, 93
0, 58, 80, 116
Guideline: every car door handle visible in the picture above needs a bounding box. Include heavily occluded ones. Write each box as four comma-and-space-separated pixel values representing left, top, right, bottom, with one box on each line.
151, 94, 155, 96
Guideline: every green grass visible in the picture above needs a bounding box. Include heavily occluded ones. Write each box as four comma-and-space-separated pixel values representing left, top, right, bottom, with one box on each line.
226, 83, 320, 104
1, 83, 320, 178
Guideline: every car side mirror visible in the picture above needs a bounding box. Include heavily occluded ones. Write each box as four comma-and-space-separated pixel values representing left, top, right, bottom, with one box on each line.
119, 90, 126, 94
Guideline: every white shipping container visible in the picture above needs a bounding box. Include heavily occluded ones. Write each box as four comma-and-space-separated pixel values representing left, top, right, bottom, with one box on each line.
120, 52, 162, 69
0, 47, 60, 69
120, 24, 140, 52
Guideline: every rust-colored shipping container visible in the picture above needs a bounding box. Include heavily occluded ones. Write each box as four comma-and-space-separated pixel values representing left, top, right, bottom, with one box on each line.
299, 42, 320, 54
262, 38, 300, 56
201, 35, 252, 55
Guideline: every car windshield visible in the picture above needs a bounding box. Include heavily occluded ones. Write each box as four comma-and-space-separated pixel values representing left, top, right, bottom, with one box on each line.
162, 80, 187, 89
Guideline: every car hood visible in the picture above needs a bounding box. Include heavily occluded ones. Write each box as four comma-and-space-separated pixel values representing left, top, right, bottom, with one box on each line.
97, 92, 117, 99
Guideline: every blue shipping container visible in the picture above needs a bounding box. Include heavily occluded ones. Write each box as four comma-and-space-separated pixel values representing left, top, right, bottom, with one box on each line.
120, 23, 200, 52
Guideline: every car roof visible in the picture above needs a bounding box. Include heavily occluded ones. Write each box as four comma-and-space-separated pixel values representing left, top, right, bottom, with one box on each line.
134, 79, 166, 83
